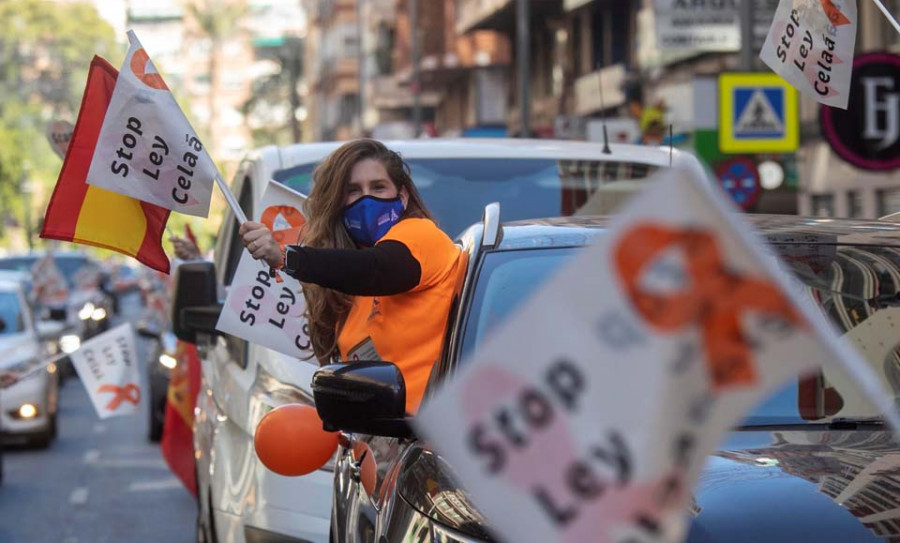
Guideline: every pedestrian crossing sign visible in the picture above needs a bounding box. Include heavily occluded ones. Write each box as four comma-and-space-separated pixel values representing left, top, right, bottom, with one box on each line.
719, 73, 799, 153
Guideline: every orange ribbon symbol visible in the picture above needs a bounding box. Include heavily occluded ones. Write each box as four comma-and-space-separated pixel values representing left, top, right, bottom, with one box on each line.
615, 224, 801, 391
97, 383, 141, 411
261, 205, 306, 245
129, 48, 169, 90
820, 0, 851, 26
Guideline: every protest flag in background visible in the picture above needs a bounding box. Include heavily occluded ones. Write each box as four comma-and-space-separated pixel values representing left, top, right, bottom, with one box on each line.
85, 31, 217, 217
40, 56, 171, 274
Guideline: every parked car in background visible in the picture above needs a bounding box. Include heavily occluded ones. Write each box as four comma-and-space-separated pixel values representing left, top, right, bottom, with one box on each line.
170, 139, 708, 543
311, 211, 900, 543
0, 279, 60, 448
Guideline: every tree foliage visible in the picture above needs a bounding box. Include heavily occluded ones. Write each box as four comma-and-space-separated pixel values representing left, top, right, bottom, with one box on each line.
0, 0, 118, 243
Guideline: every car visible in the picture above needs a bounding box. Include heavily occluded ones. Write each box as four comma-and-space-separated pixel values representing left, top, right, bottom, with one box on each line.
173, 138, 709, 543
0, 251, 114, 350
307, 211, 900, 543
136, 323, 178, 442
0, 279, 61, 449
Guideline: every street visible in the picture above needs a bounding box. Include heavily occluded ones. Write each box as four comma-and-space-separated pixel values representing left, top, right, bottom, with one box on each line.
0, 293, 195, 543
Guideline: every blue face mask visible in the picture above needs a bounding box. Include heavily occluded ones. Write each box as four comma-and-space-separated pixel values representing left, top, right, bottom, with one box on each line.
342, 195, 405, 246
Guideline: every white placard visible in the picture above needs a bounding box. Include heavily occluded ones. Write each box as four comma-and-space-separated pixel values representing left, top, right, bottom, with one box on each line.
216, 182, 312, 359
760, 0, 857, 109
86, 30, 216, 216
69, 323, 141, 419
653, 0, 741, 52
416, 165, 896, 543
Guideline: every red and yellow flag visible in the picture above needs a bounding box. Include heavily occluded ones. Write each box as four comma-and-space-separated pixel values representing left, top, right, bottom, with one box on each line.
40, 56, 171, 274
161, 340, 202, 497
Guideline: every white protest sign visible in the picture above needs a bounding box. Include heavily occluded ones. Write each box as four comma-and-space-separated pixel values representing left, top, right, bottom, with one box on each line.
216, 182, 312, 359
760, 0, 857, 109
416, 165, 897, 543
69, 323, 142, 419
86, 30, 216, 217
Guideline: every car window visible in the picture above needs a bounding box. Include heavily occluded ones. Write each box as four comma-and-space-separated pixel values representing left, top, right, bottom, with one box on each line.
273, 158, 659, 237
223, 178, 255, 286
0, 291, 25, 335
460, 243, 900, 426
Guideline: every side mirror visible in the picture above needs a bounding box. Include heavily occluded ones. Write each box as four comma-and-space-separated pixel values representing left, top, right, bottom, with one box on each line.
312, 361, 413, 438
171, 261, 222, 344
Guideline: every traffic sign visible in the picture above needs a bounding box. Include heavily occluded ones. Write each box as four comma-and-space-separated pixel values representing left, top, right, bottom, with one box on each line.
716, 157, 761, 210
719, 73, 798, 153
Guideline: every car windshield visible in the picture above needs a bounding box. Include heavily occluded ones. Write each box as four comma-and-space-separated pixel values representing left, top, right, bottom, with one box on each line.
0, 291, 25, 336
461, 243, 900, 426
273, 158, 659, 237
0, 255, 94, 289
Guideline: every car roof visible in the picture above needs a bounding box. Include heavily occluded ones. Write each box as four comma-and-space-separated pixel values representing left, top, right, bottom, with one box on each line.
273, 138, 690, 170
493, 215, 900, 251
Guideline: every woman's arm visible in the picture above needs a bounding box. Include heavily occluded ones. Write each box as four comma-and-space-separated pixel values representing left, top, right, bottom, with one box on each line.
286, 241, 421, 296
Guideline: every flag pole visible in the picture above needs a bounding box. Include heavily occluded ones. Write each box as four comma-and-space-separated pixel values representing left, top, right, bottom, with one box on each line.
871, 0, 900, 35
215, 173, 248, 224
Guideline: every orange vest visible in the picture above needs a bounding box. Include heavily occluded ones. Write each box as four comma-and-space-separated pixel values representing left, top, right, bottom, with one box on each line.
337, 218, 464, 413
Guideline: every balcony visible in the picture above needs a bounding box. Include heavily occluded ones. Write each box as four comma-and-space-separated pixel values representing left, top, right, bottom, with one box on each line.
456, 0, 563, 35
573, 64, 627, 116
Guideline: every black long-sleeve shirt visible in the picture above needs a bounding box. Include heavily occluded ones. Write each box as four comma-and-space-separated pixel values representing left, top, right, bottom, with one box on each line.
284, 240, 422, 296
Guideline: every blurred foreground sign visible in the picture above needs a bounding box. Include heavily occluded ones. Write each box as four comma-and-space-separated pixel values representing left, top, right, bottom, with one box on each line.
760, 0, 857, 109
416, 166, 894, 543
216, 182, 312, 359
70, 323, 141, 419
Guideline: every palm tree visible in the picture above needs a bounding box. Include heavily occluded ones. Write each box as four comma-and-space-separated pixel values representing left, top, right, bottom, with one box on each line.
184, 0, 248, 156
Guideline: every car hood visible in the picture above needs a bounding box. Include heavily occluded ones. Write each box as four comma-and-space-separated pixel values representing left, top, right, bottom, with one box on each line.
687, 429, 900, 543
409, 428, 900, 542
0, 333, 40, 368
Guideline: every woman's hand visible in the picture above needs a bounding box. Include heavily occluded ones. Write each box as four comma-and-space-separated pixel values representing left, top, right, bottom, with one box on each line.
239, 221, 283, 268
169, 236, 202, 260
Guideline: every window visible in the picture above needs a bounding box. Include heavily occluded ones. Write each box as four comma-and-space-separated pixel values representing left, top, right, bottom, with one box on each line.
811, 193, 835, 217
273, 158, 661, 238
847, 190, 863, 218
224, 178, 254, 286
0, 291, 24, 335
878, 188, 900, 218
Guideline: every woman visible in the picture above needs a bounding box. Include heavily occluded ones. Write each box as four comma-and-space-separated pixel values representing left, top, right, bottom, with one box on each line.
239, 139, 464, 414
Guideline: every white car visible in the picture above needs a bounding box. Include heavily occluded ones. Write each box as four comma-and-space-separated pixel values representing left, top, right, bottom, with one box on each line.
0, 279, 60, 448
183, 139, 709, 543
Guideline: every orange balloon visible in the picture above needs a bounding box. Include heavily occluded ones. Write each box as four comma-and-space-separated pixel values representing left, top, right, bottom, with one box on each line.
254, 404, 340, 476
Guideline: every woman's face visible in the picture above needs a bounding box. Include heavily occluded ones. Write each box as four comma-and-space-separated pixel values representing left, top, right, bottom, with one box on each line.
344, 158, 408, 207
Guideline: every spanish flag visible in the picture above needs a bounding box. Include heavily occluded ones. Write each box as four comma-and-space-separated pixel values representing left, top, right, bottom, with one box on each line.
40, 56, 171, 274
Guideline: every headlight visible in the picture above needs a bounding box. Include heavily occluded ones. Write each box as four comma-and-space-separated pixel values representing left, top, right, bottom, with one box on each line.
159, 353, 177, 370
91, 307, 107, 321
78, 302, 95, 320
60, 334, 81, 354
18, 404, 38, 419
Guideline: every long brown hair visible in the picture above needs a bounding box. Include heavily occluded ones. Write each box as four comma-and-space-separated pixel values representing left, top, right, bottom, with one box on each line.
302, 139, 432, 364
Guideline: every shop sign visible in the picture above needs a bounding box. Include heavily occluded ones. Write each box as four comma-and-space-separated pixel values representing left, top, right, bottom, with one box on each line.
653, 0, 741, 52
820, 52, 900, 171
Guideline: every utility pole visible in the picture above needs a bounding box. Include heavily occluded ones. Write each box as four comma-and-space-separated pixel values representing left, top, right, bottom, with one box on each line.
740, 0, 754, 71
286, 36, 303, 143
358, 0, 366, 137
516, 0, 530, 137
410, 0, 422, 137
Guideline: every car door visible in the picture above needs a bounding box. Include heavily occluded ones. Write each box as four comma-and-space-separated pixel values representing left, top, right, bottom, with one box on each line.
200, 174, 263, 537
337, 433, 414, 543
